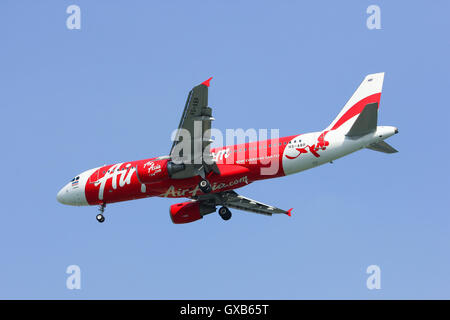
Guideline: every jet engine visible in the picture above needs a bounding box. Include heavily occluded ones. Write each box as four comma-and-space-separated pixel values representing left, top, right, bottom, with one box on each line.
170, 201, 216, 224
136, 159, 185, 184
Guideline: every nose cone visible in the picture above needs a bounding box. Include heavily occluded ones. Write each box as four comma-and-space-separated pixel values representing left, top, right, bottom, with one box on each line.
56, 185, 72, 205
56, 187, 65, 204
57, 168, 97, 206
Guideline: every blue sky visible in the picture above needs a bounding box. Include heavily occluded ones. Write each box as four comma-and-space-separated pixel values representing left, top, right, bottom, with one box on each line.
1, 1, 449, 299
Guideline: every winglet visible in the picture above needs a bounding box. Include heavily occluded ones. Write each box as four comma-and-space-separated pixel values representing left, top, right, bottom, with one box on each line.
201, 77, 213, 87
286, 208, 293, 217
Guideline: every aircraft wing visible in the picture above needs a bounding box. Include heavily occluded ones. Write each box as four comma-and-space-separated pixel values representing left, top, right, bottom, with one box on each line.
197, 190, 293, 216
169, 77, 220, 179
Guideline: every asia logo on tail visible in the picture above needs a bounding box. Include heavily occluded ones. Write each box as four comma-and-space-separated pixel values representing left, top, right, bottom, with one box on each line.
285, 131, 330, 159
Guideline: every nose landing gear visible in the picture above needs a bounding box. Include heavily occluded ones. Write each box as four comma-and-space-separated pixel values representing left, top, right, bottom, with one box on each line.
96, 203, 106, 223
96, 214, 105, 223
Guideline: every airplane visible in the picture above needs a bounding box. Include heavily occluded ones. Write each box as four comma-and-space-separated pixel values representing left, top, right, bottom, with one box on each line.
57, 73, 398, 224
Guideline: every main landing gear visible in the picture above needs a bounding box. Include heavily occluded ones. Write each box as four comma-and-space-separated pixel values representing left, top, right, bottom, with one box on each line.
96, 203, 106, 223
218, 206, 232, 221
198, 178, 212, 193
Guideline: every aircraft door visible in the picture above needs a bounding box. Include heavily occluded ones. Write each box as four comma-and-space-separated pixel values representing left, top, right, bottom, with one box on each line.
88, 168, 100, 184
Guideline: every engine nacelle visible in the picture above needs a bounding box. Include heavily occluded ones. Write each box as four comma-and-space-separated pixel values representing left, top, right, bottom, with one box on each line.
170, 201, 216, 224
136, 159, 186, 184
170, 201, 202, 224
136, 159, 170, 184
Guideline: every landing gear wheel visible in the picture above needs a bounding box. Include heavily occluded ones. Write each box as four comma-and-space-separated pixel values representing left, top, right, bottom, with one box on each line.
97, 203, 106, 223
218, 206, 232, 221
199, 179, 212, 193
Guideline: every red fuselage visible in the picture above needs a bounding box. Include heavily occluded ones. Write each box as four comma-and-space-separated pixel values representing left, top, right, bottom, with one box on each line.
84, 135, 297, 206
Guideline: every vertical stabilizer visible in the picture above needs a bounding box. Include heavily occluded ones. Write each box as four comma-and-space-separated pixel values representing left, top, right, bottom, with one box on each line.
326, 73, 384, 132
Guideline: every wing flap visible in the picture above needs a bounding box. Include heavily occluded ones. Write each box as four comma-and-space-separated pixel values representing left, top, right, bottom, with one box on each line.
195, 191, 292, 217
169, 78, 219, 179
222, 191, 291, 216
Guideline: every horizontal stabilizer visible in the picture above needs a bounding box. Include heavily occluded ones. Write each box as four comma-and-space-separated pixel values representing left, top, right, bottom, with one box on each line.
366, 141, 398, 153
346, 102, 378, 137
